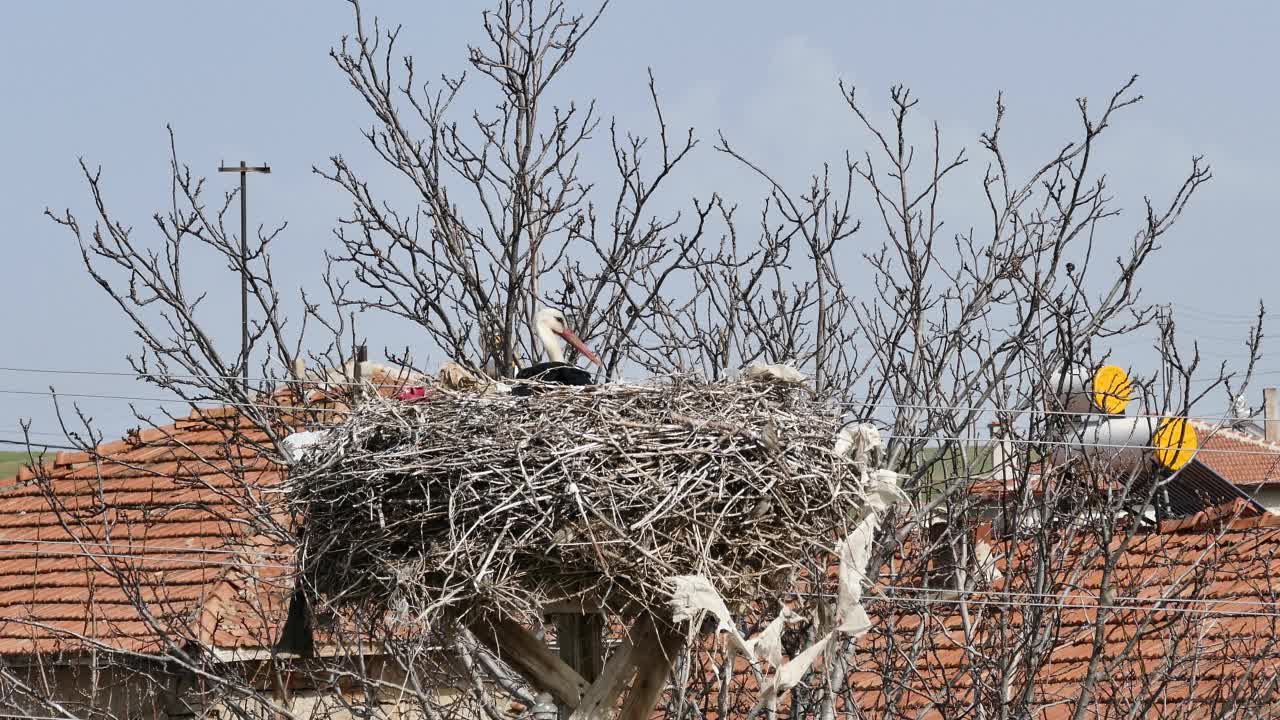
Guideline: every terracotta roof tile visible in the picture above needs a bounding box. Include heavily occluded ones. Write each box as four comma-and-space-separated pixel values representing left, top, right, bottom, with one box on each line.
0, 408, 290, 656
1157, 497, 1272, 533
657, 512, 1280, 717
1191, 421, 1280, 487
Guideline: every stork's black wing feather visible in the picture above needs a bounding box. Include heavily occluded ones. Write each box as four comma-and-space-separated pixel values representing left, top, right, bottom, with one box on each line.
512, 362, 594, 396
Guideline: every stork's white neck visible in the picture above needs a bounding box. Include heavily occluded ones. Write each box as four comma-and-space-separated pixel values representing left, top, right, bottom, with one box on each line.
534, 317, 565, 363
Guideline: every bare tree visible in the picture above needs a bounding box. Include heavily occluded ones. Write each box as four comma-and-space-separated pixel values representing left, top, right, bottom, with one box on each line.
12, 1, 1275, 719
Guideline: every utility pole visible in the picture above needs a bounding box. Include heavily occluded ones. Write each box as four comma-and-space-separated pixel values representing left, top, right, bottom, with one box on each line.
218, 160, 271, 392
353, 344, 368, 402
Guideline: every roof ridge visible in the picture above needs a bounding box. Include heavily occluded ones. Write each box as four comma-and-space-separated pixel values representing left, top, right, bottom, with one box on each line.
1191, 420, 1280, 450
1157, 497, 1280, 534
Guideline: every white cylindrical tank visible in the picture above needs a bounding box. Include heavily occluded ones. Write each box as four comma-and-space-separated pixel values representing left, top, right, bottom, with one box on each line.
1051, 416, 1197, 473
1047, 365, 1133, 416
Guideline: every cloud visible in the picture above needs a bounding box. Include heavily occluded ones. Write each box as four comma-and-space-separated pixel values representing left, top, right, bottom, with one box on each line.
739, 36, 849, 184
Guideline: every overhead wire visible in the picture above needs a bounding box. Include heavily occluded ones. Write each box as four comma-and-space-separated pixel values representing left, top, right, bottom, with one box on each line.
0, 545, 289, 572
0, 438, 78, 450
0, 387, 354, 416
0, 540, 1279, 617
1166, 303, 1276, 322
0, 378, 1270, 425
1, 361, 1278, 423
5, 423, 1280, 459
870, 583, 1280, 613
2, 364, 1278, 419
0, 536, 290, 559
2, 428, 78, 438
0, 447, 1277, 611
0, 517, 1273, 613
822, 586, 1280, 620
0, 365, 416, 390
3, 431, 1280, 458
5, 332, 1280, 650
878, 432, 1280, 458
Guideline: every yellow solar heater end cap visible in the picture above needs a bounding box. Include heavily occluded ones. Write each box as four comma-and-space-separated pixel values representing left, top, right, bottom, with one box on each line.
1091, 365, 1133, 415
1153, 417, 1198, 471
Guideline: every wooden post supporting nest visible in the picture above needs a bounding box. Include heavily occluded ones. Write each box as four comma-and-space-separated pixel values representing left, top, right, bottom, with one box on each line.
554, 613, 604, 719
615, 618, 682, 720
570, 615, 682, 720
467, 613, 590, 709
468, 608, 681, 720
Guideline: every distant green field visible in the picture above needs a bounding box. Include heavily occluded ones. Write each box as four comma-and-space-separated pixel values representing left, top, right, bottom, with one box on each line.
0, 451, 42, 479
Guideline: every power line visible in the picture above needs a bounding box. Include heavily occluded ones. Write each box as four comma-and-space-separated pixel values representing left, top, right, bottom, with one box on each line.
0, 438, 78, 451
871, 583, 1280, 614
0, 365, 417, 390
0, 386, 230, 405
0, 544, 288, 572
0, 542, 1277, 618
6, 362, 1280, 410
882, 432, 1280, 458
0, 536, 1276, 617
830, 402, 1247, 423
0, 428, 76, 438
0, 388, 355, 417
5, 424, 1280, 461
6, 363, 1280, 423
839, 587, 1280, 620
0, 379, 1263, 424
6, 375, 1280, 460
0, 536, 290, 560
4, 429, 1280, 459
1167, 303, 1275, 321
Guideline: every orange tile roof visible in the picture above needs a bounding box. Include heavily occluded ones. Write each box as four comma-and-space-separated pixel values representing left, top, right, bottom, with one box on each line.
966, 469, 1042, 499
0, 363, 444, 659
858, 515, 1280, 715
664, 508, 1280, 718
1191, 422, 1280, 488
0, 407, 293, 656
0, 365, 429, 659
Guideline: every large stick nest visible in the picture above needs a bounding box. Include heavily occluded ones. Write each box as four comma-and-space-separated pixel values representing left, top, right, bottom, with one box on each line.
288, 376, 870, 626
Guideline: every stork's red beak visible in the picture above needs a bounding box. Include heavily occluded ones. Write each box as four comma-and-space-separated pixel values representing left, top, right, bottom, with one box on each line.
558, 329, 603, 368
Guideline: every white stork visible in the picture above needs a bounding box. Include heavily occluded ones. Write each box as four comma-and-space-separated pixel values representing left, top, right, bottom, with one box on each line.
512, 307, 603, 396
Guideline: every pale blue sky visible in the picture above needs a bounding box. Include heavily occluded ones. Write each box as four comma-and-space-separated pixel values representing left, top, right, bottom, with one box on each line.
2, 2, 1278, 441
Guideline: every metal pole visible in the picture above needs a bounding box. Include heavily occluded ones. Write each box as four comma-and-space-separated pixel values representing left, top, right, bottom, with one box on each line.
355, 344, 368, 398
218, 161, 271, 394
1266, 387, 1279, 443
239, 161, 248, 392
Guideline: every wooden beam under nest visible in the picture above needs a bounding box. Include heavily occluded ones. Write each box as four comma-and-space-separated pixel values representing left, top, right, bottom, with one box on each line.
468, 613, 591, 709
469, 610, 683, 720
